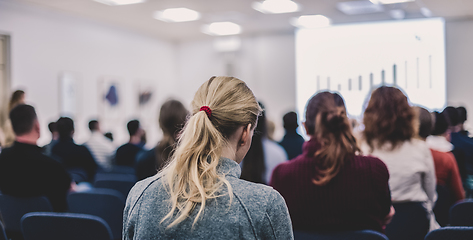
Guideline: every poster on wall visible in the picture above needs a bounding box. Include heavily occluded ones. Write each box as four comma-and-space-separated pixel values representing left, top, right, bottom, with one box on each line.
59, 71, 80, 117
98, 76, 122, 120
136, 80, 156, 119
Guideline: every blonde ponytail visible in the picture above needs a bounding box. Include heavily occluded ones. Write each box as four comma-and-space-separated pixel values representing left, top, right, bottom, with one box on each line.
160, 76, 261, 228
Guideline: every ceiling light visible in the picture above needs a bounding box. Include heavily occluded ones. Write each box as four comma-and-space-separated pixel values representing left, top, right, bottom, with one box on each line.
202, 22, 242, 36
370, 0, 414, 4
93, 0, 145, 6
252, 0, 301, 14
291, 15, 331, 28
337, 1, 384, 15
153, 8, 201, 22
420, 7, 432, 17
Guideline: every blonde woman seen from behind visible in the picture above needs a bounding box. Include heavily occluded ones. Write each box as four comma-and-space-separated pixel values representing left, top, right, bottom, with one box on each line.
123, 76, 293, 239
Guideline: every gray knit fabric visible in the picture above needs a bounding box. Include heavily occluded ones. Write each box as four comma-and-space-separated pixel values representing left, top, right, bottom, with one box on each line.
123, 157, 293, 240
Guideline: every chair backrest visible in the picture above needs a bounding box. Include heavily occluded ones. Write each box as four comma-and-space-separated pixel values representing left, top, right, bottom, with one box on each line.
0, 194, 53, 232
110, 166, 135, 174
450, 200, 473, 226
21, 212, 113, 240
385, 202, 430, 240
424, 226, 473, 240
293, 230, 388, 240
94, 173, 137, 198
0, 222, 8, 240
67, 188, 125, 240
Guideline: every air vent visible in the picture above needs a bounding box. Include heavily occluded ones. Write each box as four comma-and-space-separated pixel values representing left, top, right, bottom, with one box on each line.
337, 0, 384, 15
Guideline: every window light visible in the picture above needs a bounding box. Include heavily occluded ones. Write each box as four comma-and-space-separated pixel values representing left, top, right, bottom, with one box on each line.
252, 0, 301, 14
291, 15, 331, 28
202, 22, 242, 36
153, 8, 201, 22
93, 0, 146, 6
370, 0, 414, 4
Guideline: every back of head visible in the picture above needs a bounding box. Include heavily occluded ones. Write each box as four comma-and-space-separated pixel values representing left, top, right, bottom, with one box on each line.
442, 106, 460, 127
162, 76, 261, 228
283, 111, 299, 131
457, 106, 467, 124
240, 102, 267, 184
305, 91, 359, 185
127, 120, 140, 136
88, 120, 99, 132
9, 104, 37, 136
56, 117, 74, 140
431, 111, 449, 136
9, 90, 25, 112
48, 122, 57, 134
156, 99, 189, 165
416, 107, 433, 139
363, 86, 416, 151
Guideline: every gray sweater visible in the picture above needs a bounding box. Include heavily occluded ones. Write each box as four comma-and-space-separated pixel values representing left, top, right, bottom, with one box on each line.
123, 157, 293, 239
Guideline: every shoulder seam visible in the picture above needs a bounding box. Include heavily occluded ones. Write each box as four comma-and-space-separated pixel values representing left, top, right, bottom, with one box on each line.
233, 191, 258, 240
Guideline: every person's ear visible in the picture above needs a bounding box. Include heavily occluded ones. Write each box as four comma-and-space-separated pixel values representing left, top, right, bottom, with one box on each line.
239, 124, 252, 146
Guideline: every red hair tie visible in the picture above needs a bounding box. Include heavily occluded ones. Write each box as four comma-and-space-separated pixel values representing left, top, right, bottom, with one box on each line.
200, 106, 212, 118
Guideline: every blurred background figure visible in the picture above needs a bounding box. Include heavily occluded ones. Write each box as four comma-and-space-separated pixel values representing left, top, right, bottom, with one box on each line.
135, 99, 188, 181
84, 120, 115, 172
266, 119, 276, 141
361, 86, 437, 240
115, 119, 145, 168
43, 121, 58, 156
419, 108, 464, 227
278, 111, 305, 160
3, 90, 26, 148
52, 117, 98, 183
104, 132, 114, 142
240, 102, 287, 184
271, 91, 392, 234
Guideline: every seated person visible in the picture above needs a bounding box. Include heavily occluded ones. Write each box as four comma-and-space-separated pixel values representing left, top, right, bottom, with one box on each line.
271, 91, 393, 233
52, 117, 98, 182
0, 105, 72, 212
115, 120, 144, 167
84, 120, 115, 172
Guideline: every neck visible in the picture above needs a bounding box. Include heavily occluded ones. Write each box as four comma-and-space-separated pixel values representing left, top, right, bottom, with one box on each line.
16, 135, 38, 145
221, 146, 236, 163
129, 135, 141, 144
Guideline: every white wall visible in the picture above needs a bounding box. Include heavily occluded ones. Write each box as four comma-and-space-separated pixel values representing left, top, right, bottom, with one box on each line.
0, 0, 178, 146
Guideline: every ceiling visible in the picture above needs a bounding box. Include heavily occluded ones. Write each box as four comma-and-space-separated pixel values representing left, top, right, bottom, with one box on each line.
16, 0, 473, 42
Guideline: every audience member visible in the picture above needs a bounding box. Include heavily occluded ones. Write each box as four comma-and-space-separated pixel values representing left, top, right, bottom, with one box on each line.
123, 76, 292, 239
42, 121, 58, 156
135, 99, 188, 181
0, 105, 72, 212
279, 111, 305, 159
52, 117, 98, 182
84, 120, 115, 171
2, 90, 26, 148
457, 106, 468, 136
104, 132, 114, 142
240, 102, 287, 184
115, 120, 144, 167
271, 91, 392, 233
446, 106, 473, 196
421, 109, 464, 226
361, 86, 438, 238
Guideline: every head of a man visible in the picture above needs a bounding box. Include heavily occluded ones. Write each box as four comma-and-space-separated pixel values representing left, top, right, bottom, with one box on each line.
9, 104, 40, 144
56, 117, 74, 140
88, 120, 100, 132
127, 120, 142, 138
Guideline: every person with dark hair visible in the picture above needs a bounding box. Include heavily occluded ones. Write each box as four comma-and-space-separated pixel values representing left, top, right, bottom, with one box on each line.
51, 117, 98, 182
361, 86, 438, 238
136, 100, 188, 181
115, 119, 144, 167
279, 111, 305, 160
271, 91, 392, 234
240, 102, 287, 184
2, 90, 26, 148
418, 109, 464, 226
457, 107, 468, 134
104, 132, 113, 141
43, 121, 59, 156
84, 120, 115, 171
0, 105, 72, 212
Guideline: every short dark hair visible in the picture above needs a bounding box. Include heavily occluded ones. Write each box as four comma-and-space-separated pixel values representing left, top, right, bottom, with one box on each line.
127, 120, 140, 136
283, 111, 299, 130
9, 104, 37, 136
458, 107, 467, 123
88, 120, 99, 131
48, 122, 57, 133
416, 107, 432, 139
442, 106, 460, 126
56, 117, 74, 139
431, 112, 449, 136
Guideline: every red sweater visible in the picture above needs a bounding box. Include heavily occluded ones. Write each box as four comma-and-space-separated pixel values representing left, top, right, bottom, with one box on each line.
270, 138, 392, 233
430, 149, 465, 203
